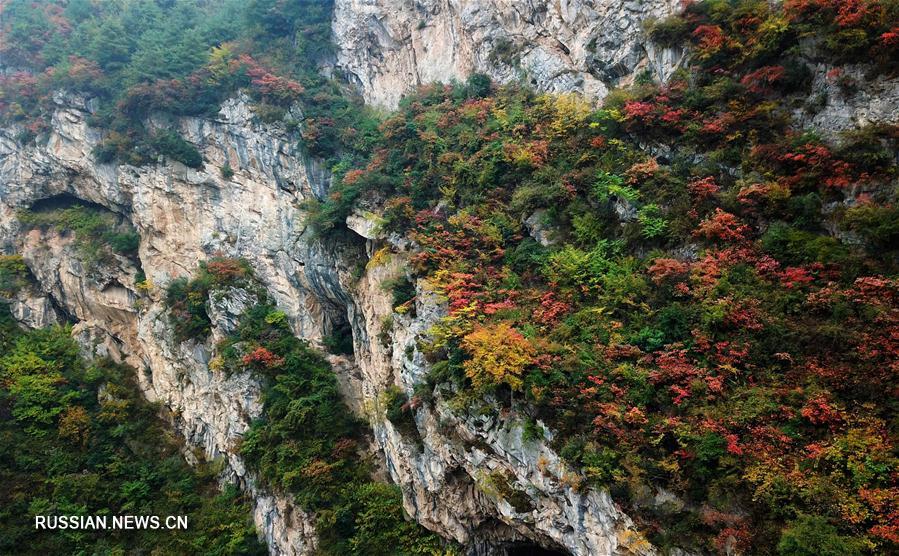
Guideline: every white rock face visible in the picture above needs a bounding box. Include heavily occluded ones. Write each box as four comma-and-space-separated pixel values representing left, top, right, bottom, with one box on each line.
8, 285, 59, 329
332, 0, 684, 108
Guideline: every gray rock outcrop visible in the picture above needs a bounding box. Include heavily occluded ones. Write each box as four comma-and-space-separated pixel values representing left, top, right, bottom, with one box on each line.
332, 0, 684, 108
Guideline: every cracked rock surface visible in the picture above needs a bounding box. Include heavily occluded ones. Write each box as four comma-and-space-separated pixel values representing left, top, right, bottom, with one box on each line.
332, 0, 684, 108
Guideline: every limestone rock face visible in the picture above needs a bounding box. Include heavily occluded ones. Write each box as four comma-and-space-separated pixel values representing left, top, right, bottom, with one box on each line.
8, 286, 60, 329
0, 95, 327, 556
792, 62, 899, 139
332, 0, 684, 108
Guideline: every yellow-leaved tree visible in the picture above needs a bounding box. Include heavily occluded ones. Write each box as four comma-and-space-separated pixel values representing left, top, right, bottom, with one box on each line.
461, 322, 535, 391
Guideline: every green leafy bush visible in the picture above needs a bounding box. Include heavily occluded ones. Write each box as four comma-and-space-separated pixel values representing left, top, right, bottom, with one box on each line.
317, 482, 446, 555
18, 203, 141, 270
777, 515, 864, 556
760, 222, 851, 266
165, 258, 254, 343
383, 385, 419, 439
645, 16, 690, 47
0, 308, 265, 555
636, 204, 668, 239
0, 255, 31, 297
385, 275, 416, 312
843, 203, 899, 252
150, 129, 203, 168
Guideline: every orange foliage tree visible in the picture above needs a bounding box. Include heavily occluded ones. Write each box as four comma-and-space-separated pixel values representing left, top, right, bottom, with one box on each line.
461, 322, 535, 391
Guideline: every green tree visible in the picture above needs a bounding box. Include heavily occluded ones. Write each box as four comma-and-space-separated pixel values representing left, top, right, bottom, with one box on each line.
778, 515, 864, 556
89, 19, 132, 73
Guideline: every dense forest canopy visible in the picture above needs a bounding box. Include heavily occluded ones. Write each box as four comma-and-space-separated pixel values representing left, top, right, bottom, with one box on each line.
1, 0, 899, 555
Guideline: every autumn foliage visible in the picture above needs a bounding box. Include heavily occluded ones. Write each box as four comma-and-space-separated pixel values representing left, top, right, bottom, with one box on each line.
310, 1, 899, 552
3, 0, 898, 553
461, 323, 535, 391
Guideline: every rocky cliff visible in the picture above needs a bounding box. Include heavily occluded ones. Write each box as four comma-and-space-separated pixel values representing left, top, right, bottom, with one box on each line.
4, 2, 898, 556
0, 95, 327, 554
332, 0, 684, 108
0, 91, 656, 555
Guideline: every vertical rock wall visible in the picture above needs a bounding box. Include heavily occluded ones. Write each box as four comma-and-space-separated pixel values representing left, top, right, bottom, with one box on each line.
332, 0, 683, 108
0, 96, 335, 555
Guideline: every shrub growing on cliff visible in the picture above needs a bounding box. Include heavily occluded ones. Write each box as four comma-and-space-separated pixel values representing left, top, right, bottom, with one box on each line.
166, 277, 213, 342
842, 203, 899, 252
317, 482, 446, 555
150, 129, 204, 168
385, 275, 416, 314
221, 163, 235, 179
645, 15, 691, 47
777, 515, 864, 556
461, 322, 535, 392
165, 257, 254, 343
383, 385, 420, 439
0, 255, 31, 297
18, 203, 140, 270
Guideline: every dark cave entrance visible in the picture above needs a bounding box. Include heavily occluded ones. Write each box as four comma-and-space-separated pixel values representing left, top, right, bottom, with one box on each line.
323, 316, 354, 356
27, 192, 113, 213
23, 192, 145, 278
504, 544, 568, 556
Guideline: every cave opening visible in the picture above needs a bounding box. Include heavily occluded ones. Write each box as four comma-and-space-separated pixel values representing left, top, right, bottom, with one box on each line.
27, 192, 111, 213
323, 315, 354, 356
504, 544, 568, 556
23, 193, 144, 276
